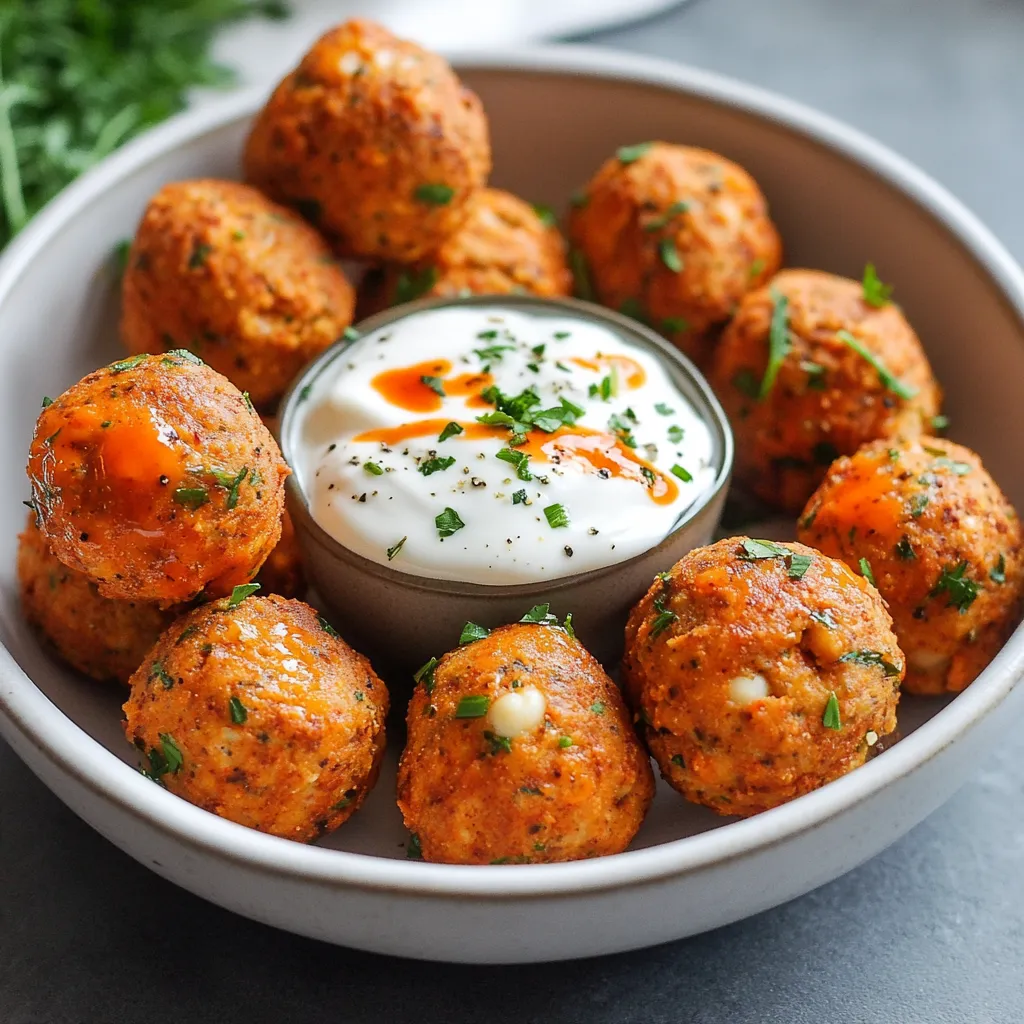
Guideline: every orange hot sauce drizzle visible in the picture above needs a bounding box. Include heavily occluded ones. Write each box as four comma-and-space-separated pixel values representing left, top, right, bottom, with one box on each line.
370, 359, 493, 414
569, 354, 646, 389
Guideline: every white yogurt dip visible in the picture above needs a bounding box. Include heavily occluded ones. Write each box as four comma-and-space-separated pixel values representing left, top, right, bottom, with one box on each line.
290, 305, 716, 585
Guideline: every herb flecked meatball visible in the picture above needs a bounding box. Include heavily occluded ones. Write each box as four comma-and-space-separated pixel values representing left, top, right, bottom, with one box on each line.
398, 619, 654, 864
798, 437, 1023, 695
568, 142, 782, 364
709, 268, 942, 512
243, 19, 491, 261
120, 179, 356, 410
27, 352, 288, 605
623, 537, 902, 817
124, 593, 388, 842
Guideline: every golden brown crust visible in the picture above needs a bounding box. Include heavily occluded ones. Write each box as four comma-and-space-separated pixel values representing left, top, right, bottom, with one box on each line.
17, 514, 184, 685
397, 623, 654, 864
709, 269, 942, 512
798, 437, 1023, 695
567, 143, 782, 364
243, 19, 491, 261
123, 595, 388, 842
27, 353, 288, 605
120, 179, 355, 410
622, 537, 902, 817
254, 508, 306, 599
358, 188, 572, 315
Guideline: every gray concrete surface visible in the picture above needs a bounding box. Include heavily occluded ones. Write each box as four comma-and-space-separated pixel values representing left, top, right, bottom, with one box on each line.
3, 2, 1023, 1020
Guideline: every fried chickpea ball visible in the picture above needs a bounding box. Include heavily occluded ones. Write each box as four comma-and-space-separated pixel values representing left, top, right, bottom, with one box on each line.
17, 514, 185, 685
255, 509, 306, 599
120, 179, 355, 411
567, 143, 781, 364
243, 19, 491, 262
397, 623, 654, 864
623, 537, 902, 817
124, 594, 388, 842
358, 188, 572, 314
709, 270, 942, 512
798, 438, 1023, 695
27, 352, 288, 605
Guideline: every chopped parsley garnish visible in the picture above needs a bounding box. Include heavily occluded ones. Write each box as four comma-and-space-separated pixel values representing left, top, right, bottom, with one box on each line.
227, 583, 260, 608
802, 361, 827, 389
159, 733, 183, 774
670, 754, 685, 768
172, 486, 208, 510
835, 329, 918, 399
930, 561, 982, 613
932, 456, 972, 476
590, 702, 606, 715
671, 464, 693, 483
930, 414, 950, 432
228, 696, 247, 724
414, 183, 455, 205
406, 833, 423, 860
413, 657, 438, 693
363, 460, 384, 476
474, 344, 515, 361
532, 203, 557, 227
512, 489, 528, 505
608, 412, 637, 447
395, 266, 438, 304
386, 536, 407, 561
738, 538, 790, 560
661, 316, 689, 334
991, 555, 1007, 585
589, 374, 616, 401
419, 455, 456, 476
655, 402, 674, 416
420, 374, 446, 397
455, 694, 490, 719
484, 730, 513, 756
658, 238, 683, 273
459, 622, 491, 645
569, 248, 592, 301
910, 493, 930, 518
650, 594, 678, 636
342, 326, 360, 342
861, 263, 893, 307
241, 391, 254, 413
732, 368, 760, 399
759, 288, 790, 398
822, 692, 842, 730
616, 141, 653, 164
788, 554, 813, 579
838, 650, 901, 677
317, 615, 340, 637
297, 383, 313, 403
496, 447, 532, 481
149, 662, 175, 689
895, 536, 916, 560
188, 242, 212, 269
435, 506, 465, 538
859, 557, 877, 587
521, 603, 557, 625
563, 613, 575, 638
175, 625, 198, 646
438, 421, 463, 443
544, 503, 570, 528
645, 200, 689, 231
810, 609, 838, 630
108, 354, 147, 375
749, 257, 766, 279
558, 736, 574, 748
41, 396, 53, 407
667, 425, 685, 444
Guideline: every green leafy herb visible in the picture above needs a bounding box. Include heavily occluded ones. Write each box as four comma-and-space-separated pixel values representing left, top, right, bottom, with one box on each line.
759, 288, 791, 398
608, 412, 637, 447
455, 694, 490, 719
484, 730, 513, 755
149, 661, 175, 689
895, 536, 916, 560
395, 266, 438, 304
822, 692, 842, 730
317, 615, 339, 637
419, 456, 456, 476
532, 203, 557, 227
342, 326, 360, 342
435, 506, 465, 538
749, 257, 766, 279
810, 609, 837, 629
670, 754, 685, 768
645, 200, 689, 231
474, 344, 515, 362
654, 402, 674, 416
562, 612, 575, 639
386, 536, 407, 561
617, 141, 653, 164
172, 486, 208, 510
650, 594, 677, 636
188, 242, 212, 269
414, 183, 454, 205
589, 374, 616, 402
229, 696, 247, 724
590, 701, 606, 715
930, 561, 982, 613
801, 360, 827, 389
413, 657, 438, 693
363, 460, 384, 476
738, 538, 790, 561
512, 489, 527, 505
658, 238, 683, 273
861, 263, 893, 307
930, 414, 950, 432
838, 650, 902, 677
932, 456, 972, 476
521, 603, 557, 625
910, 493, 930, 518
661, 316, 689, 334
406, 833, 423, 860
438, 421, 463, 443
835, 329, 918, 399
859, 557, 877, 587
109, 354, 147, 375
991, 555, 1007, 585
496, 448, 532, 481
671, 464, 693, 483
420, 374, 446, 397
667, 425, 685, 444
544, 503, 570, 528
788, 554, 813, 579
459, 622, 490, 645
175, 625, 198, 646
159, 733, 183, 774
227, 583, 260, 608
558, 736, 574, 748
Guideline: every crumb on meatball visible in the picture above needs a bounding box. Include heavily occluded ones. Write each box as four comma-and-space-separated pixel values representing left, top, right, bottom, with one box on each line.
709, 269, 942, 512
798, 437, 1023, 695
27, 351, 289, 605
124, 594, 388, 842
243, 19, 491, 262
358, 188, 572, 315
17, 513, 184, 684
623, 536, 902, 817
568, 142, 782, 365
120, 179, 355, 411
397, 621, 654, 864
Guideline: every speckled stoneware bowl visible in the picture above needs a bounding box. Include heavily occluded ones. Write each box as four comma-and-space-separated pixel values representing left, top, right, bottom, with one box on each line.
1, 48, 1023, 964
278, 293, 732, 674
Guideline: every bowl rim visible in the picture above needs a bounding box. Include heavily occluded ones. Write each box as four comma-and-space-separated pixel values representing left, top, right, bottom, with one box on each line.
277, 292, 734, 595
2, 43, 1024, 900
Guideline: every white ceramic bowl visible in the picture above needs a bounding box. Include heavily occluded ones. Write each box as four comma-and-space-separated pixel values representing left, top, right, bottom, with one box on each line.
2, 47, 1024, 965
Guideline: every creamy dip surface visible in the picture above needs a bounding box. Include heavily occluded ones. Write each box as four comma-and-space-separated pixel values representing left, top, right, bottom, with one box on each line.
291, 305, 717, 585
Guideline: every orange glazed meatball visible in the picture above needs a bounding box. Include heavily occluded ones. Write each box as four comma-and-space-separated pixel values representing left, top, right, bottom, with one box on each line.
124, 593, 388, 842
359, 188, 572, 314
623, 537, 902, 817
17, 514, 184, 685
121, 179, 355, 410
567, 142, 781, 364
709, 269, 941, 512
398, 620, 654, 864
799, 438, 1023, 695
243, 19, 491, 261
27, 352, 288, 605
